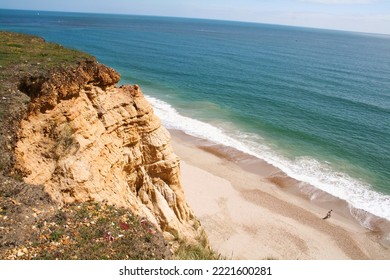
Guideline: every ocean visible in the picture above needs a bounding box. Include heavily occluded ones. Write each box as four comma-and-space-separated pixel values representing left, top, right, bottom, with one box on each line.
1, 9, 389, 222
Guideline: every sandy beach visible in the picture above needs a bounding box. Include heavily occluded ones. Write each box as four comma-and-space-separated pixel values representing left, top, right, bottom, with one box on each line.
170, 130, 390, 260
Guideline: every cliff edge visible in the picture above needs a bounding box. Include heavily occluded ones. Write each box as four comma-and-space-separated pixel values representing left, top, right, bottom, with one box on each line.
14, 59, 198, 239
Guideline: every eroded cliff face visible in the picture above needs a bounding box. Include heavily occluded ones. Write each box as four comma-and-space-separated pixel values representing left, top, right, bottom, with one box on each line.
14, 60, 197, 238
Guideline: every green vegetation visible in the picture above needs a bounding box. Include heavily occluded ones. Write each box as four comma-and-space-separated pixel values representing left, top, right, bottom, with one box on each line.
40, 202, 173, 260
174, 230, 222, 260
0, 31, 92, 75
1, 202, 172, 260
13, 201, 220, 260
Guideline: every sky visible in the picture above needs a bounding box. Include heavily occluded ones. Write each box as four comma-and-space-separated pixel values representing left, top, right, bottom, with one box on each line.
0, 0, 390, 34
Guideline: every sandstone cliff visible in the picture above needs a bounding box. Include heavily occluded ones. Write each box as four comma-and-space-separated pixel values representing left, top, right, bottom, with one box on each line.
14, 59, 197, 239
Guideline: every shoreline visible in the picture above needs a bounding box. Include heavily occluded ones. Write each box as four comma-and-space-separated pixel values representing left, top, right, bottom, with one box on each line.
170, 129, 390, 259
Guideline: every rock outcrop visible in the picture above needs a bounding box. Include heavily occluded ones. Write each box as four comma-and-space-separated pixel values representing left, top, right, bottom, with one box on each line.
14, 60, 197, 239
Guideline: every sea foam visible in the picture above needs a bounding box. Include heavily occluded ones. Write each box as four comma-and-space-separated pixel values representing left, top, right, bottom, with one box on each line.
146, 95, 390, 222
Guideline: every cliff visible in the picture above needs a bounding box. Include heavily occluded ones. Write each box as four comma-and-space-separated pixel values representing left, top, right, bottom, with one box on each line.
14, 59, 197, 239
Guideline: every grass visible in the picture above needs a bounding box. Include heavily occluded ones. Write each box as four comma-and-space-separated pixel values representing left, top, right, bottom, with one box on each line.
1, 201, 172, 260
0, 31, 93, 74
51, 122, 79, 159
174, 229, 222, 260
49, 230, 64, 242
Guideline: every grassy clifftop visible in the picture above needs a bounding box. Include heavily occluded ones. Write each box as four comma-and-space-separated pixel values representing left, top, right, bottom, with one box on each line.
0, 31, 93, 94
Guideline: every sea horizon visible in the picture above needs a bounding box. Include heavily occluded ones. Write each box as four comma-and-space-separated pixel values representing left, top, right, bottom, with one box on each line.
1, 9, 389, 225
3, 8, 390, 37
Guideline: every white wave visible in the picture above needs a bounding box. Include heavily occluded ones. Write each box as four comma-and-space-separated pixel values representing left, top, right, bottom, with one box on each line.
146, 95, 390, 221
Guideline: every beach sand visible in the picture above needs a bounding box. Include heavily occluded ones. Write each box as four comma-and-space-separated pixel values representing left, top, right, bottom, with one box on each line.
170, 130, 390, 260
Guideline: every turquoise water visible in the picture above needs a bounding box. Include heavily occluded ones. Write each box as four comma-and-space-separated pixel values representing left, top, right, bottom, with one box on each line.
1, 9, 389, 220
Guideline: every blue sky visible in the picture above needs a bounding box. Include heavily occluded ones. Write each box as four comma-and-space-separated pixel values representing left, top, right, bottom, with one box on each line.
1, 0, 389, 34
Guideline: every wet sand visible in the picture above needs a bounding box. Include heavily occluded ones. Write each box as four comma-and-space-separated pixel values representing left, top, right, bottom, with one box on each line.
170, 130, 390, 259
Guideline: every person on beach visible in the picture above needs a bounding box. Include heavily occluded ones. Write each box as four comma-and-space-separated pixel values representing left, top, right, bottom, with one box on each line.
322, 209, 333, 220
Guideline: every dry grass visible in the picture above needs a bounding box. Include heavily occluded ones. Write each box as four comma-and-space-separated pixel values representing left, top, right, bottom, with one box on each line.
1, 201, 172, 260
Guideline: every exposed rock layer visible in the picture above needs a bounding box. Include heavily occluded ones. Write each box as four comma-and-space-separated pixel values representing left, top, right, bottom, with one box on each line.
15, 60, 196, 238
